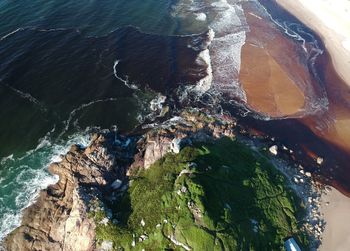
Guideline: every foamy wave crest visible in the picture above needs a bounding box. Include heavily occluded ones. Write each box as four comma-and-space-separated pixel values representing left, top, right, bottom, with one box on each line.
195, 13, 207, 21
209, 1, 248, 100
150, 94, 167, 112
173, 0, 249, 100
113, 60, 138, 90
0, 28, 24, 42
0, 155, 14, 166
0, 131, 91, 241
255, 1, 329, 116
187, 29, 215, 96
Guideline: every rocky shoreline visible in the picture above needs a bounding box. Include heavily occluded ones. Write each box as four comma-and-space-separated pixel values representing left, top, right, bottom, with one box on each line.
1, 109, 326, 250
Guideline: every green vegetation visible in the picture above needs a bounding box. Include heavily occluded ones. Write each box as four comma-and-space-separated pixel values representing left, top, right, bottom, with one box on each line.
91, 137, 309, 250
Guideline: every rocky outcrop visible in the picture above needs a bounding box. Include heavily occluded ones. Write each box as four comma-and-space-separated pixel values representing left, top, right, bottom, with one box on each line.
4, 134, 120, 251
3, 110, 236, 250
129, 110, 236, 172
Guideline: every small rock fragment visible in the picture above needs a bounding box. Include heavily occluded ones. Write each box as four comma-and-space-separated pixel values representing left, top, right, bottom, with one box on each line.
269, 145, 278, 155
317, 157, 324, 165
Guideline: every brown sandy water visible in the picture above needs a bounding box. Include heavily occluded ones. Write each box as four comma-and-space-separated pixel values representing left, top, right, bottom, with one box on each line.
236, 1, 350, 195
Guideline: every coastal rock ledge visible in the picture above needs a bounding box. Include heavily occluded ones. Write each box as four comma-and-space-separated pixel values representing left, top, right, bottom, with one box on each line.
3, 134, 119, 251
2, 110, 236, 251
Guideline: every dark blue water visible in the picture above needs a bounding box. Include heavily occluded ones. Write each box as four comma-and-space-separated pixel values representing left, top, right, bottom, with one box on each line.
0, 0, 192, 239
0, 0, 179, 37
0, 0, 182, 157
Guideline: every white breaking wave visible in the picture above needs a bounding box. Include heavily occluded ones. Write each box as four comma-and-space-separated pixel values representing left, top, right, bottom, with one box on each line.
172, 0, 249, 100
189, 29, 215, 95
195, 13, 207, 21
0, 131, 91, 242
193, 49, 213, 93
0, 155, 14, 165
113, 60, 139, 90
0, 27, 78, 43
150, 94, 167, 112
0, 28, 24, 42
209, 0, 248, 100
254, 0, 329, 116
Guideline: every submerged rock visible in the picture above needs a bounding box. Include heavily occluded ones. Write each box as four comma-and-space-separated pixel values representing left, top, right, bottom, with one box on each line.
111, 179, 122, 190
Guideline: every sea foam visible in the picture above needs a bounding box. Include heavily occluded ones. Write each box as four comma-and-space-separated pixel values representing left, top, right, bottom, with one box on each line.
172, 0, 249, 100
0, 131, 91, 242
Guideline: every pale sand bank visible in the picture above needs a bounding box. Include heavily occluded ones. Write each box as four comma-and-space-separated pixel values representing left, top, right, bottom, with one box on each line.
319, 187, 350, 251
276, 0, 350, 86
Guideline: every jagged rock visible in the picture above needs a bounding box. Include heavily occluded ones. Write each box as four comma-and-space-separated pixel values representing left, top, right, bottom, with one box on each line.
128, 110, 236, 172
4, 110, 238, 250
4, 133, 119, 251
143, 135, 173, 169
293, 177, 299, 184
139, 235, 148, 242
100, 218, 109, 226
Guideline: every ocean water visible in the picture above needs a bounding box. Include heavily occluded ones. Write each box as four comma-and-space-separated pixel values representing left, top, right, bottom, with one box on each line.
0, 0, 181, 240
0, 0, 251, 240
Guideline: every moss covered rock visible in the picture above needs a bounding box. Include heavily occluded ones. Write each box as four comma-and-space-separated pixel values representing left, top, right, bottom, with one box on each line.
92, 138, 308, 250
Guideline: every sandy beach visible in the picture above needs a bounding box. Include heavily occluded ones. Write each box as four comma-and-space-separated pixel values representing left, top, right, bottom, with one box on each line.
319, 187, 350, 251
275, 0, 350, 87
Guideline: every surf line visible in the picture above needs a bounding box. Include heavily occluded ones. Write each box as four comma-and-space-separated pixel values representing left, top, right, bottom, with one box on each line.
58, 97, 119, 139
113, 60, 138, 90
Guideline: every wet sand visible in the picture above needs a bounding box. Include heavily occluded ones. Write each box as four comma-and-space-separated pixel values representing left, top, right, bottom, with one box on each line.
319, 187, 350, 251
275, 0, 350, 88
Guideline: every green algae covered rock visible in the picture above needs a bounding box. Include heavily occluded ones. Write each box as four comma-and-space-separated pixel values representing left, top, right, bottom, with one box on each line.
92, 137, 309, 250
